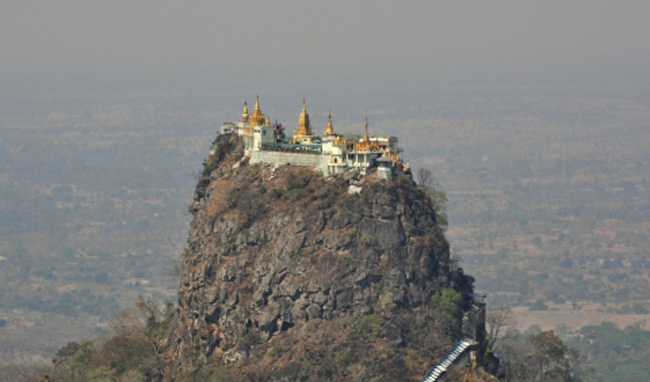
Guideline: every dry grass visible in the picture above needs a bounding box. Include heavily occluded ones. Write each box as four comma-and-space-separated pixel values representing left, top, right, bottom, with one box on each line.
512, 305, 650, 332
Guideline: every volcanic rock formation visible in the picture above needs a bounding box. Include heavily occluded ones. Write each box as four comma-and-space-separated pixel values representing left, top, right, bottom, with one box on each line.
161, 133, 475, 381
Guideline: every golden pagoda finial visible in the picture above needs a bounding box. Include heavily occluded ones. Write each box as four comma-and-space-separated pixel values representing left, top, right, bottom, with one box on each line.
363, 116, 370, 144
324, 110, 336, 136
354, 116, 376, 151
295, 98, 313, 138
242, 99, 249, 122
249, 93, 266, 130
254, 93, 261, 113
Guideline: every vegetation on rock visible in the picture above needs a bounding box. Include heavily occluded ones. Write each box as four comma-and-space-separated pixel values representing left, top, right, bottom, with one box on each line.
159, 134, 475, 380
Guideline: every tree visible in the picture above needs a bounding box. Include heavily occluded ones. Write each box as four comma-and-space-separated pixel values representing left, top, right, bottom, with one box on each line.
51, 341, 95, 381
417, 168, 448, 228
417, 168, 435, 190
108, 296, 174, 378
486, 305, 514, 353
430, 288, 462, 334
498, 330, 591, 382
51, 296, 175, 381
527, 331, 573, 380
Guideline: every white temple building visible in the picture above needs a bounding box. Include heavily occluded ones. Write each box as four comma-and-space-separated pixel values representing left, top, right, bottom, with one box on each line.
221, 95, 406, 179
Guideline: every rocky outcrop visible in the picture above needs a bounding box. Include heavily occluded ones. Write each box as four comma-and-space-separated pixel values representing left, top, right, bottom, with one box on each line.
161, 134, 474, 381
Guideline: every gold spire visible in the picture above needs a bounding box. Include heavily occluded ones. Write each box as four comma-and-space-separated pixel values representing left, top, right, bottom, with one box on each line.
363, 117, 370, 144
324, 111, 336, 136
355, 117, 377, 151
241, 99, 249, 122
253, 94, 261, 114
249, 93, 266, 129
295, 98, 313, 138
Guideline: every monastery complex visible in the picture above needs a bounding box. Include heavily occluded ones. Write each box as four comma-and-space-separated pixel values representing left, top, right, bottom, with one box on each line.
220, 95, 408, 179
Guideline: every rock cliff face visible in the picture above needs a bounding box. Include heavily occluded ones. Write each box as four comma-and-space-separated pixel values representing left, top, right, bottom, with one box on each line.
162, 134, 474, 381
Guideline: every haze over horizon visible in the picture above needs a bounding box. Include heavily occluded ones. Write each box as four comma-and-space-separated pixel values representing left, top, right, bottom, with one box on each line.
2, 1, 649, 94
3, 4, 650, 380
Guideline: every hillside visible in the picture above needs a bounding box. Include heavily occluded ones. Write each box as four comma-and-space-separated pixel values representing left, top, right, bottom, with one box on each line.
159, 133, 477, 381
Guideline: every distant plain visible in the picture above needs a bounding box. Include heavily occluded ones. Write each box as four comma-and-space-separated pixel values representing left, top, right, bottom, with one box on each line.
1, 84, 649, 362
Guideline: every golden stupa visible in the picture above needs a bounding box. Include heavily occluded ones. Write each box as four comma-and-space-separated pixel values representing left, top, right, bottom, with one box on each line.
355, 118, 378, 151
294, 99, 314, 139
323, 112, 336, 137
241, 100, 249, 123
249, 94, 266, 132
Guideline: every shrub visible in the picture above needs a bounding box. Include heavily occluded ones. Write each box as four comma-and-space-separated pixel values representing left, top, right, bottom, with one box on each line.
90, 333, 154, 375
529, 299, 549, 311
377, 292, 397, 314
356, 314, 382, 335
430, 288, 462, 329
360, 235, 375, 247
202, 134, 239, 176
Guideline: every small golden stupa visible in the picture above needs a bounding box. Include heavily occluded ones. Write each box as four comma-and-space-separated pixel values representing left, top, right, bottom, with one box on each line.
323, 112, 336, 137
249, 94, 266, 131
355, 118, 378, 151
294, 99, 314, 141
241, 100, 249, 123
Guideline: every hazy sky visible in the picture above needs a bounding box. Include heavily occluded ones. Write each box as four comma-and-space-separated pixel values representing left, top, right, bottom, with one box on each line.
1, 1, 649, 92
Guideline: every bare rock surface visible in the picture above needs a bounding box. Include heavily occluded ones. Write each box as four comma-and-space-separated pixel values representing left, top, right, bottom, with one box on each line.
161, 134, 473, 381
